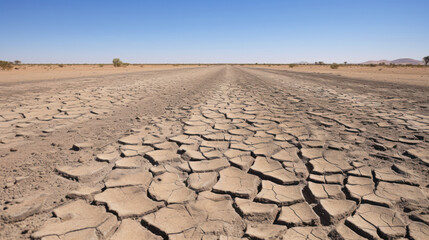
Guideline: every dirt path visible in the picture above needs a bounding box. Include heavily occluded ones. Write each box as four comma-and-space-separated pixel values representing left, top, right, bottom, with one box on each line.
1, 66, 428, 239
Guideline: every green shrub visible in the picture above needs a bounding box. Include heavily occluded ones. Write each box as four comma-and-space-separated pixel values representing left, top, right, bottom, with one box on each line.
58, 64, 64, 67
112, 58, 123, 67
99, 64, 104, 67
330, 63, 339, 69
0, 60, 13, 70
289, 64, 297, 68
14, 60, 21, 65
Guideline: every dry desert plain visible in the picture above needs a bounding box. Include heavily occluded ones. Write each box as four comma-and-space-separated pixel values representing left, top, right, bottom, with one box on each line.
0, 65, 428, 239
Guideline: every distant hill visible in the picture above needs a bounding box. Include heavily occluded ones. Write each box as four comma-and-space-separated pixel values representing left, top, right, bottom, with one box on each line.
361, 60, 390, 65
361, 58, 423, 65
390, 58, 423, 65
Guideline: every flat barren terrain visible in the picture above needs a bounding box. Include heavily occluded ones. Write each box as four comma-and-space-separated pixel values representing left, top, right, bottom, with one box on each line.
0, 66, 428, 239
0, 64, 201, 84
253, 64, 429, 87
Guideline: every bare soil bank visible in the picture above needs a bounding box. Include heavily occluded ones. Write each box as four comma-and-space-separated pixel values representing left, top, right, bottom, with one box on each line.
249, 64, 429, 87
0, 64, 203, 83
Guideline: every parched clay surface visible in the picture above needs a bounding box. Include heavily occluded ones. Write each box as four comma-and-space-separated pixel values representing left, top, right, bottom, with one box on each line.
1, 66, 428, 239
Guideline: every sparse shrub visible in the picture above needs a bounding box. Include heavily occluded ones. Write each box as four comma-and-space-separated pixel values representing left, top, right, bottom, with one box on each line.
369, 64, 376, 67
58, 64, 64, 67
423, 56, 429, 66
330, 63, 339, 69
379, 62, 386, 66
344, 61, 347, 65
99, 64, 104, 67
14, 60, 21, 65
0, 60, 13, 70
289, 64, 297, 68
112, 58, 123, 67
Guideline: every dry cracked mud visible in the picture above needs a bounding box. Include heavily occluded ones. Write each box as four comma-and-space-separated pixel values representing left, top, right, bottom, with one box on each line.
0, 66, 428, 239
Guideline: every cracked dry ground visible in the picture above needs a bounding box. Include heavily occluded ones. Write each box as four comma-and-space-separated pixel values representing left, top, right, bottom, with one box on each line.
1, 66, 428, 240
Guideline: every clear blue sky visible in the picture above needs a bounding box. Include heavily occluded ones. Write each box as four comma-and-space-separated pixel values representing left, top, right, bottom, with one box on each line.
1, 0, 428, 64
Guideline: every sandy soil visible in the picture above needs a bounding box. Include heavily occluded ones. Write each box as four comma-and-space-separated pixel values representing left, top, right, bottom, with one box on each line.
0, 66, 428, 239
0, 64, 203, 83
250, 64, 429, 87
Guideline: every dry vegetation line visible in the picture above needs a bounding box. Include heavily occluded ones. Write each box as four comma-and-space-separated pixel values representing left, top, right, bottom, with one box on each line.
1, 66, 428, 239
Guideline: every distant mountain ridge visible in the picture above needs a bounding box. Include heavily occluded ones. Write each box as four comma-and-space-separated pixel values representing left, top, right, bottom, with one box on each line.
361, 58, 423, 65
